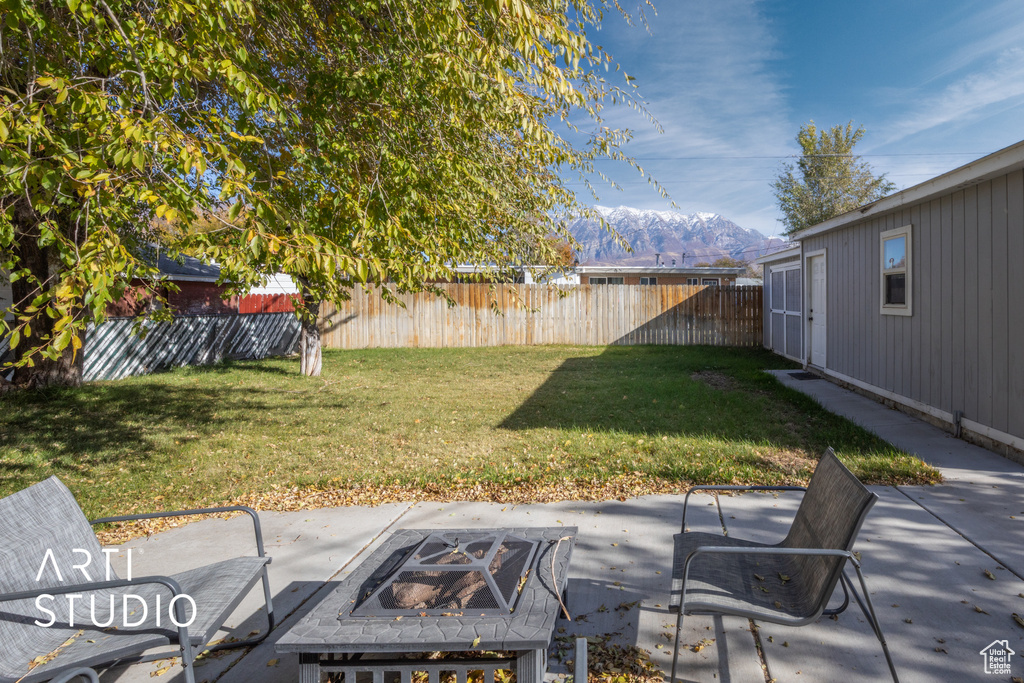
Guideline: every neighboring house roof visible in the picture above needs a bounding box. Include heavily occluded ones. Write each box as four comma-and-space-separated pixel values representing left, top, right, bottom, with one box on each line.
755, 246, 800, 265
794, 138, 1024, 241
154, 252, 221, 282
735, 277, 763, 286
576, 266, 745, 276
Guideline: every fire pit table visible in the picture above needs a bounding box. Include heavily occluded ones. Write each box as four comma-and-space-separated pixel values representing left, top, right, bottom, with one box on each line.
277, 527, 577, 683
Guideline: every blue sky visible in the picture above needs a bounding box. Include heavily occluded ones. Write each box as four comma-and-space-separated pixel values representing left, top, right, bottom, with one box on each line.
574, 0, 1024, 236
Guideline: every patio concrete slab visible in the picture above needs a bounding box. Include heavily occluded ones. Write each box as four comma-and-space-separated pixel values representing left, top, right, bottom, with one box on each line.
898, 481, 1024, 579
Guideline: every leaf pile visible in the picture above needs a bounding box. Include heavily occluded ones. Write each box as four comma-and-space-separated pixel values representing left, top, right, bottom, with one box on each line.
95, 473, 689, 544
553, 634, 663, 683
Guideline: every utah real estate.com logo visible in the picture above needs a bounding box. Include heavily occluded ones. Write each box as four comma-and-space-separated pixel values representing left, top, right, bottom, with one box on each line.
979, 640, 1014, 676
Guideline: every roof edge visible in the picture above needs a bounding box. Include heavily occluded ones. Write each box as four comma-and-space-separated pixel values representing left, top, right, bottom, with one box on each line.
755, 246, 800, 265
793, 139, 1024, 240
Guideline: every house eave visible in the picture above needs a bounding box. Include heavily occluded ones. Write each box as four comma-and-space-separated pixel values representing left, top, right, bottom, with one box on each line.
793, 138, 1024, 241
755, 246, 801, 265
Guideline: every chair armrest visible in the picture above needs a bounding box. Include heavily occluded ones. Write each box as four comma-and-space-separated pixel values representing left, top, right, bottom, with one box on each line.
681, 486, 807, 533
0, 574, 187, 604
0, 576, 195, 673
91, 506, 269, 561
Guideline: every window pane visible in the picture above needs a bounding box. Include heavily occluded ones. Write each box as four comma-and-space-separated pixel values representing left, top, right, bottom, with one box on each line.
785, 269, 801, 312
607, 277, 624, 284
884, 236, 906, 270
702, 278, 719, 286
885, 273, 906, 305
770, 271, 784, 309
590, 277, 606, 284
648, 277, 657, 285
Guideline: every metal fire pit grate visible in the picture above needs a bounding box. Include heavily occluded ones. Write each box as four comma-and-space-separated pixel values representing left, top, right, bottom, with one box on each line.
350, 530, 539, 617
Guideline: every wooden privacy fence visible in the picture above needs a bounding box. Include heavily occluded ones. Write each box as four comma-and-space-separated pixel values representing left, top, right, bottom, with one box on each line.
83, 312, 300, 381
320, 284, 762, 349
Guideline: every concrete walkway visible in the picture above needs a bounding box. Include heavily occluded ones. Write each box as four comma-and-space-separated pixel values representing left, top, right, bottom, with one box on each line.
95, 371, 1024, 683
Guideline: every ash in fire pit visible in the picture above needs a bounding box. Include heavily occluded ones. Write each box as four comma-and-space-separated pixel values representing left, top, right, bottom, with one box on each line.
350, 531, 539, 617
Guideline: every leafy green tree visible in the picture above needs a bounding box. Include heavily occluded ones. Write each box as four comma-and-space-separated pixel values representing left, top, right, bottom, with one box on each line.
772, 121, 896, 236
1, 0, 662, 384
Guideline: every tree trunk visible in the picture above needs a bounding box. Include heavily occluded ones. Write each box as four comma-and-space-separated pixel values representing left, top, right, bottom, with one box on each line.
298, 294, 322, 377
8, 204, 84, 389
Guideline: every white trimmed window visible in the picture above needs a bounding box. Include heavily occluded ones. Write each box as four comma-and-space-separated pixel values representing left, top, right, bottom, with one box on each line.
589, 277, 623, 285
639, 277, 657, 285
686, 277, 699, 286
880, 225, 912, 316
702, 278, 720, 286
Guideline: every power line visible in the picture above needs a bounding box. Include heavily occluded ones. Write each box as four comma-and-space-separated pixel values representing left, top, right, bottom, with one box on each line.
592, 152, 987, 161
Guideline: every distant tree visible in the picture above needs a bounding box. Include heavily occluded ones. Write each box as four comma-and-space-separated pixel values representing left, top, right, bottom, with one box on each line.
710, 256, 745, 268
694, 262, 711, 267
772, 121, 896, 236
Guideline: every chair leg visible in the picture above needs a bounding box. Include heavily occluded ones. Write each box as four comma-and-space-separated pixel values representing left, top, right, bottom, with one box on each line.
50, 669, 100, 683
845, 567, 900, 683
670, 608, 684, 683
205, 566, 276, 653
821, 569, 851, 616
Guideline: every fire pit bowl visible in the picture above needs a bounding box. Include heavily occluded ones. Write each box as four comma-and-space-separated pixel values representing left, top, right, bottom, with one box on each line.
351, 530, 539, 617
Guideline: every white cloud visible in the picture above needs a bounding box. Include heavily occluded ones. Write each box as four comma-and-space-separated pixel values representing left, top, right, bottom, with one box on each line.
881, 48, 1024, 147
580, 1, 794, 233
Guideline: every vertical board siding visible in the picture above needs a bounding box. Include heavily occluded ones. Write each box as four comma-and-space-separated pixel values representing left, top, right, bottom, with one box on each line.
319, 284, 762, 350
82, 312, 300, 381
800, 167, 1024, 442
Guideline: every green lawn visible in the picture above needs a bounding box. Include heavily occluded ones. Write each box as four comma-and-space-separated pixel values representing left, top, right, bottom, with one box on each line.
0, 345, 939, 521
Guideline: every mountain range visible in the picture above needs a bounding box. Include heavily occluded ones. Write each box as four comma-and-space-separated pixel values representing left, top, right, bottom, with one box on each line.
567, 206, 789, 267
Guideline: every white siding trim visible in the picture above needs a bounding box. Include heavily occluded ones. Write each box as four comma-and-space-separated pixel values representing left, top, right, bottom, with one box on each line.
825, 368, 1024, 452
821, 367, 955, 423
960, 418, 1024, 452
793, 139, 1024, 240
803, 248, 826, 369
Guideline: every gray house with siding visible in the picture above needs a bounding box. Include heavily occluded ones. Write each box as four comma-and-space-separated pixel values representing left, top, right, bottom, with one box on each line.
767, 140, 1024, 461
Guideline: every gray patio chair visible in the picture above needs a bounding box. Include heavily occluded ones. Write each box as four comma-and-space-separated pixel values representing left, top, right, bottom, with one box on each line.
669, 448, 899, 683
0, 476, 274, 683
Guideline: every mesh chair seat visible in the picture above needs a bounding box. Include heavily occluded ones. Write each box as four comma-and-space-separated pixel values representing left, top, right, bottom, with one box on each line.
670, 532, 821, 620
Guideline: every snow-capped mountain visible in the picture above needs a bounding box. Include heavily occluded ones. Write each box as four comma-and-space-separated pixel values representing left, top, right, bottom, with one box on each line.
568, 206, 789, 266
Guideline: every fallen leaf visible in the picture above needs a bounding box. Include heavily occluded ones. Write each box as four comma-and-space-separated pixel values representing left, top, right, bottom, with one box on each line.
974, 605, 989, 614
472, 636, 481, 647
754, 573, 765, 582
1013, 613, 1024, 629
267, 659, 279, 667
983, 569, 996, 580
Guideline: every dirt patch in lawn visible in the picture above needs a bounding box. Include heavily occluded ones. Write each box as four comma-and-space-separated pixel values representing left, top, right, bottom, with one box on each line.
690, 370, 740, 392
760, 450, 816, 476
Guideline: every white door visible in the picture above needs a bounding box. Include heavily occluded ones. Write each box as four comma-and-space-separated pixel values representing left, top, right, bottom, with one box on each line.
809, 255, 827, 367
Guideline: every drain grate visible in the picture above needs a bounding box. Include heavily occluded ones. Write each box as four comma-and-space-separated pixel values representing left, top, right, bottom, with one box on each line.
788, 371, 821, 381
